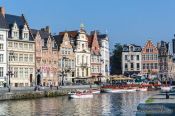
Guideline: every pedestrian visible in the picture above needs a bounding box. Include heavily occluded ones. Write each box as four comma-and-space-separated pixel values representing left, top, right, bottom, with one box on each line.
166, 92, 169, 99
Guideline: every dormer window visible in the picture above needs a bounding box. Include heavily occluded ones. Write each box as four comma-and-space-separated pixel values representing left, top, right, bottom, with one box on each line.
12, 22, 19, 39
22, 24, 29, 40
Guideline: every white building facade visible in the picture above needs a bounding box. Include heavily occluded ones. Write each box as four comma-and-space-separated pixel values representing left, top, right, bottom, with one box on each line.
75, 25, 91, 82
98, 34, 110, 79
0, 9, 8, 86
6, 14, 35, 87
122, 44, 142, 76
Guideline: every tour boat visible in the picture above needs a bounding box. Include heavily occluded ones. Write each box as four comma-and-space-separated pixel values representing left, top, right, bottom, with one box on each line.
136, 87, 148, 91
68, 91, 93, 99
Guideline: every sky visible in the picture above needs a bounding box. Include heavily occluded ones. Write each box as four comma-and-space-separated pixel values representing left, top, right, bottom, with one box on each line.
1, 0, 175, 49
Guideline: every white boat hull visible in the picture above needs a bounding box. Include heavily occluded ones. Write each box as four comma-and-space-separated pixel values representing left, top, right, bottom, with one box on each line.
137, 88, 147, 91
161, 87, 171, 92
124, 89, 136, 92
68, 93, 93, 98
103, 89, 126, 93
92, 90, 101, 94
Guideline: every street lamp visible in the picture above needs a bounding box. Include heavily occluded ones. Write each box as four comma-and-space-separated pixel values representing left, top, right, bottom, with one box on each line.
6, 50, 15, 92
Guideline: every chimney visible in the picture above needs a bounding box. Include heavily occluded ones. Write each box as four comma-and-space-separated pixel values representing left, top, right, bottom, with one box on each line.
45, 26, 51, 34
0, 7, 5, 17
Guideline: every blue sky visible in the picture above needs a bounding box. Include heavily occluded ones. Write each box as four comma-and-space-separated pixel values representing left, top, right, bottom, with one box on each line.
1, 0, 175, 48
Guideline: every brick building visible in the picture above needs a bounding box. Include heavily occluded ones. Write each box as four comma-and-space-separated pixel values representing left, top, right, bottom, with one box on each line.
32, 27, 58, 86
142, 40, 159, 77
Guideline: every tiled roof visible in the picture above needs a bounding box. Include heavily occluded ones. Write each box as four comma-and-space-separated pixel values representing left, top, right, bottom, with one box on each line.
53, 34, 63, 50
59, 30, 78, 38
97, 34, 107, 39
87, 35, 93, 47
5, 14, 25, 29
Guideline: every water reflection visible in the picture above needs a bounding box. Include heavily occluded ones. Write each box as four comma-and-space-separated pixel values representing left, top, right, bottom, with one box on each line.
0, 91, 155, 116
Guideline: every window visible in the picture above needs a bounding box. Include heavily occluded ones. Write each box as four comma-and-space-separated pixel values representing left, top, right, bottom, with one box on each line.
0, 54, 3, 62
19, 43, 23, 49
0, 67, 3, 77
151, 63, 153, 69
147, 63, 149, 69
125, 55, 128, 60
143, 63, 145, 69
19, 68, 23, 78
0, 44, 3, 50
137, 63, 140, 69
82, 68, 84, 77
29, 68, 33, 74
155, 63, 158, 69
137, 55, 139, 60
29, 44, 33, 50
19, 54, 23, 62
24, 54, 28, 62
125, 63, 128, 70
24, 44, 28, 50
14, 53, 18, 61
82, 44, 84, 49
14, 32, 18, 37
131, 55, 134, 60
24, 33, 28, 39
14, 68, 18, 78
8, 42, 12, 48
0, 34, 3, 40
29, 54, 33, 62
24, 68, 28, 78
146, 49, 149, 52
77, 68, 79, 77
14, 42, 18, 49
131, 63, 134, 69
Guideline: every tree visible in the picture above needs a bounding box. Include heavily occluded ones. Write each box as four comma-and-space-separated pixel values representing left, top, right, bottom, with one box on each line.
110, 43, 123, 75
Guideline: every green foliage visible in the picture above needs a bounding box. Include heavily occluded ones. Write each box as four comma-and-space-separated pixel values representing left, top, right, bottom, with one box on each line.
110, 43, 123, 75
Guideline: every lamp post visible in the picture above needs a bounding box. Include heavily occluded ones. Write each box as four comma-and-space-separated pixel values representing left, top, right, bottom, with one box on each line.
6, 50, 15, 92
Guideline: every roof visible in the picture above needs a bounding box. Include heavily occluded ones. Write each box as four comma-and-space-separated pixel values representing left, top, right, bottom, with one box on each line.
31, 29, 50, 39
59, 30, 78, 38
0, 14, 7, 29
97, 34, 107, 39
5, 14, 25, 29
53, 34, 63, 50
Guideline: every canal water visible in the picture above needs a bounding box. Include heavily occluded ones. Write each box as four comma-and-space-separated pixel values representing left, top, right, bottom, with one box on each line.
0, 91, 155, 116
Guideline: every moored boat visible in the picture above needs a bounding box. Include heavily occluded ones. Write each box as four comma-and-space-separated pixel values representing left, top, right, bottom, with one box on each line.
102, 88, 126, 93
124, 88, 136, 92
160, 86, 171, 92
68, 91, 93, 99
91, 89, 101, 94
136, 87, 147, 91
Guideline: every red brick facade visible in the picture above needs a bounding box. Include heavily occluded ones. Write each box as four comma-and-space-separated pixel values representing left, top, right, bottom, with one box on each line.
142, 40, 159, 75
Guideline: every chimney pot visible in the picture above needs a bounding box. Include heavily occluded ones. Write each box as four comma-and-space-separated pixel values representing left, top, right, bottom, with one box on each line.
0, 7, 5, 17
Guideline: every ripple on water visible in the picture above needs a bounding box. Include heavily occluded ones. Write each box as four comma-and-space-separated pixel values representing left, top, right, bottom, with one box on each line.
0, 91, 156, 116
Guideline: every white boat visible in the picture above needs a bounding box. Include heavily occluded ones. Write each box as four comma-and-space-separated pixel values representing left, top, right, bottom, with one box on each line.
91, 89, 101, 94
68, 92, 93, 99
103, 88, 126, 93
161, 86, 171, 92
124, 88, 136, 92
136, 87, 147, 91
